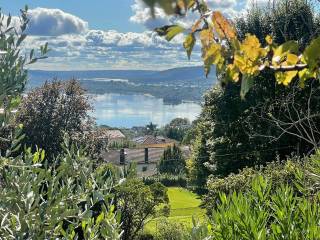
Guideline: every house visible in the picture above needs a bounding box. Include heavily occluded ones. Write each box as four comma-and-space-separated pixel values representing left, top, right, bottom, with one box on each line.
132, 135, 175, 148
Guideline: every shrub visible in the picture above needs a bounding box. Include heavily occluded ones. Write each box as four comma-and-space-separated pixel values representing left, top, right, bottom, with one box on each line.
0, 137, 121, 239
199, 151, 320, 238
205, 159, 303, 214
143, 174, 187, 187
209, 176, 320, 239
114, 179, 168, 240
154, 218, 188, 240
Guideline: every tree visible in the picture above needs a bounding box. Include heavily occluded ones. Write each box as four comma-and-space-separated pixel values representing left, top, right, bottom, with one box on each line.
114, 179, 168, 240
16, 80, 96, 159
185, 0, 320, 178
163, 118, 191, 142
0, 7, 48, 121
146, 122, 158, 135
158, 144, 186, 174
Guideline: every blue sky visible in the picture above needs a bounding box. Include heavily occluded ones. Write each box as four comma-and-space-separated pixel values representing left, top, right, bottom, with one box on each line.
0, 0, 257, 70
1, 0, 145, 32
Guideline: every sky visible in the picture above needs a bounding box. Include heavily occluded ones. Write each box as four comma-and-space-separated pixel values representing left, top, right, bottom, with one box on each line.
0, 0, 267, 70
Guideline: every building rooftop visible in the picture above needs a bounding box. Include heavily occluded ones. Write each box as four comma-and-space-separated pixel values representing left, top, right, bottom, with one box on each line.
132, 135, 174, 145
102, 130, 126, 140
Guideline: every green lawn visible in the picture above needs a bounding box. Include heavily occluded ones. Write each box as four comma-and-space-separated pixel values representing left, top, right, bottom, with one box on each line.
144, 187, 206, 233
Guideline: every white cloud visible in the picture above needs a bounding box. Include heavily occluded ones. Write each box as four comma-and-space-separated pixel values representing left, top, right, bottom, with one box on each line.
130, 0, 271, 30
130, 0, 242, 30
23, 29, 200, 70
26, 7, 89, 36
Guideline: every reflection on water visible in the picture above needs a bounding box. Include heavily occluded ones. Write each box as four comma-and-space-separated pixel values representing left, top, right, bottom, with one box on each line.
90, 93, 202, 128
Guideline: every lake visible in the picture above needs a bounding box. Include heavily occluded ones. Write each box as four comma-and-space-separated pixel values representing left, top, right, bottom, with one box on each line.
90, 93, 202, 128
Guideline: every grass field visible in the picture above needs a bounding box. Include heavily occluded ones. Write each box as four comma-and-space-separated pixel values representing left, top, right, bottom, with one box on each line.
144, 187, 206, 233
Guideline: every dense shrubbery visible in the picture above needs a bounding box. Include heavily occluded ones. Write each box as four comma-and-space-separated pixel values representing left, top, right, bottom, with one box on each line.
204, 158, 302, 214
143, 174, 187, 187
0, 138, 121, 239
200, 152, 320, 238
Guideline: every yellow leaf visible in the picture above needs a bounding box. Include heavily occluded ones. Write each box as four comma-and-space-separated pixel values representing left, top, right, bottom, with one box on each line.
272, 41, 298, 65
226, 64, 240, 82
203, 43, 223, 77
183, 33, 196, 59
265, 35, 273, 45
275, 71, 298, 86
155, 25, 185, 41
233, 34, 265, 76
212, 11, 236, 40
200, 28, 214, 49
274, 53, 299, 86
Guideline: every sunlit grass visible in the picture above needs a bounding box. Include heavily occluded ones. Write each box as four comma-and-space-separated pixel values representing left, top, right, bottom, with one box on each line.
144, 187, 206, 233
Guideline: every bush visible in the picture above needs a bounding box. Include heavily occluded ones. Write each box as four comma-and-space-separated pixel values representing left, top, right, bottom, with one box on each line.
209, 176, 320, 239
143, 174, 187, 187
205, 159, 303, 214
186, 151, 320, 239
154, 218, 188, 240
0, 137, 121, 239
114, 179, 168, 240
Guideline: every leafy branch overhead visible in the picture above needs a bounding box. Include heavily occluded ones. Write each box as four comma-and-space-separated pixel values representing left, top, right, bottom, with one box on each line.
0, 6, 49, 120
149, 0, 320, 98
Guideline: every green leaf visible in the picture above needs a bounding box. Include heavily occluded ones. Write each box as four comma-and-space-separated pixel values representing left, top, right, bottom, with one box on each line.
240, 74, 254, 99
303, 37, 320, 70
16, 34, 27, 47
298, 68, 316, 88
155, 25, 185, 41
183, 33, 196, 60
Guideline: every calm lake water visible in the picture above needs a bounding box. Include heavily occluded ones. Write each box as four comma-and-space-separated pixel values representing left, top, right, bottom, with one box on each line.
90, 93, 202, 128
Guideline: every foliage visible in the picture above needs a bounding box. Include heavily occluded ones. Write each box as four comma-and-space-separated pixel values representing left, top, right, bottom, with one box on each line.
154, 218, 189, 240
204, 158, 302, 214
0, 138, 121, 239
114, 178, 168, 240
187, 0, 320, 180
151, 0, 320, 97
158, 144, 186, 174
146, 122, 158, 136
0, 7, 48, 122
108, 139, 137, 150
163, 118, 191, 142
186, 121, 211, 189
15, 80, 98, 159
143, 173, 187, 187
209, 177, 320, 239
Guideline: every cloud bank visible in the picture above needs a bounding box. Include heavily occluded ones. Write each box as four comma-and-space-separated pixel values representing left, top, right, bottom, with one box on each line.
27, 8, 89, 36
16, 1, 268, 70
19, 7, 199, 70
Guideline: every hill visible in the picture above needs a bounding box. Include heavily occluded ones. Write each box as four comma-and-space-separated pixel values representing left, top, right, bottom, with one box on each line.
28, 66, 217, 104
